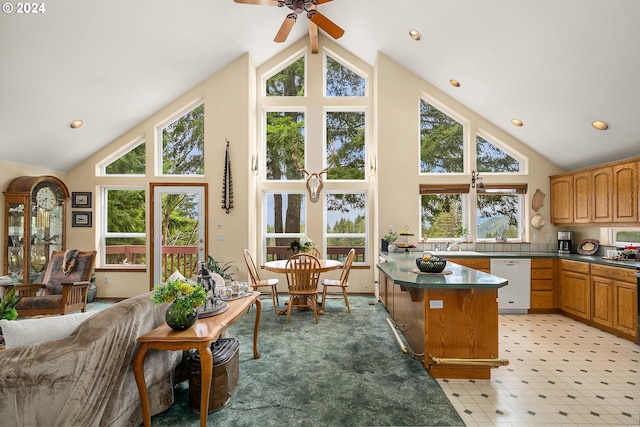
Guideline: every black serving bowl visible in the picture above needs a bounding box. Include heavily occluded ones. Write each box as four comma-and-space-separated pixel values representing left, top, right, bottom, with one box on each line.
415, 257, 447, 273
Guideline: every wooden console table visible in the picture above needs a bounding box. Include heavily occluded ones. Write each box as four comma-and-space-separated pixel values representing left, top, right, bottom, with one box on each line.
133, 292, 262, 427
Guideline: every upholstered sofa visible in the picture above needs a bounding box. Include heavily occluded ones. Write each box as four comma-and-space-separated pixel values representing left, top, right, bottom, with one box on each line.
0, 292, 183, 427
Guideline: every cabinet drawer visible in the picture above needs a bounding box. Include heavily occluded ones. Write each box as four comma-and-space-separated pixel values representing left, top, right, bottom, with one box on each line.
531, 258, 554, 269
560, 259, 590, 274
531, 278, 553, 291
591, 264, 637, 283
531, 269, 554, 280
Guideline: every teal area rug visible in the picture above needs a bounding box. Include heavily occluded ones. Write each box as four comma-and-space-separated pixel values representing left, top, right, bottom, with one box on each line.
151, 295, 465, 427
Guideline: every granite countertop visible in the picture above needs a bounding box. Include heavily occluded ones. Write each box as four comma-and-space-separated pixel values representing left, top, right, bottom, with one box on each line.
377, 252, 508, 289
386, 250, 640, 270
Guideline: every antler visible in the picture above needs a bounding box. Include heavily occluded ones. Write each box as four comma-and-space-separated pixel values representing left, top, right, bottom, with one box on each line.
291, 138, 335, 203
291, 138, 309, 177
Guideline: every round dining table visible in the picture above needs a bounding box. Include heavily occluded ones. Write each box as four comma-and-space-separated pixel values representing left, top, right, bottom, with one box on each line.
263, 258, 342, 274
263, 258, 342, 315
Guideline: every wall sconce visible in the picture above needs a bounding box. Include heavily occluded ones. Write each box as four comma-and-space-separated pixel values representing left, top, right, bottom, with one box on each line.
250, 154, 258, 174
370, 154, 377, 176
471, 170, 484, 191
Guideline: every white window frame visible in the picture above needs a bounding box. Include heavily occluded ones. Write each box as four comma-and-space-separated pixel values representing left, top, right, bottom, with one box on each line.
263, 191, 307, 263
101, 186, 147, 267
324, 191, 368, 264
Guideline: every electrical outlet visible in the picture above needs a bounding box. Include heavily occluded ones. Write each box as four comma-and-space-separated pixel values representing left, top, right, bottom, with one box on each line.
547, 234, 552, 243
104, 275, 109, 283
533, 234, 539, 242
217, 233, 224, 241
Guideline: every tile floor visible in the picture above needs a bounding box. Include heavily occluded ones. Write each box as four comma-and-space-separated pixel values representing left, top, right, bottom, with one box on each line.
438, 314, 640, 427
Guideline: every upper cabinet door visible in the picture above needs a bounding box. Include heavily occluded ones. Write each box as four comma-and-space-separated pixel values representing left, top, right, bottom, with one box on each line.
613, 162, 638, 223
550, 175, 573, 224
573, 171, 592, 223
592, 166, 614, 223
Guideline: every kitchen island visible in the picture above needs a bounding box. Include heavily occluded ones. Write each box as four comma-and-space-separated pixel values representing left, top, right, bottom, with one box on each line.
377, 252, 509, 379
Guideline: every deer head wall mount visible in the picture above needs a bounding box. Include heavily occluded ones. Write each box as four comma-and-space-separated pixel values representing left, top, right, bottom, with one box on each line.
293, 139, 335, 203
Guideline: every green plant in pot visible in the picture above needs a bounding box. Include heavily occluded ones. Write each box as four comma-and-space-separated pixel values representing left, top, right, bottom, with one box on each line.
151, 280, 207, 330
382, 231, 398, 252
0, 287, 21, 320
205, 255, 238, 282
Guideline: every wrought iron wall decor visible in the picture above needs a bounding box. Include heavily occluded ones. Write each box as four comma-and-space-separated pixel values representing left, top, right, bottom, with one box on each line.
221, 139, 233, 213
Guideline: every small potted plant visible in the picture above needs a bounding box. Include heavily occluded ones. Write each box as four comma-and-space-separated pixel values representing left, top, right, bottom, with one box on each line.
151, 280, 208, 331
289, 234, 314, 254
382, 231, 398, 252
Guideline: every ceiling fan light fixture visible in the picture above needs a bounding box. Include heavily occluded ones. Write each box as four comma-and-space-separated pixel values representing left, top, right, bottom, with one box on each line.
409, 29, 422, 41
449, 79, 460, 87
69, 120, 84, 129
511, 118, 523, 127
592, 120, 609, 130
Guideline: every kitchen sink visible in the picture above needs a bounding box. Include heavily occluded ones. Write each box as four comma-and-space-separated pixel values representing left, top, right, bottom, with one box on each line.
426, 250, 487, 256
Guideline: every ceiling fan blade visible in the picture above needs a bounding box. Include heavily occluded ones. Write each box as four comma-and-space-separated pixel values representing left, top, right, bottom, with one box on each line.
309, 21, 319, 53
274, 14, 296, 43
309, 11, 344, 39
316, 0, 334, 3
233, 0, 278, 5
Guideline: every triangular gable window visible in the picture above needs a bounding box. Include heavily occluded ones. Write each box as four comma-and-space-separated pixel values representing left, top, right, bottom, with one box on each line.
476, 135, 521, 173
325, 55, 365, 96
265, 55, 305, 97
102, 140, 145, 175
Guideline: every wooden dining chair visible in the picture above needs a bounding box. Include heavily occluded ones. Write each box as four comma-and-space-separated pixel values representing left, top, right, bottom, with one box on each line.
308, 246, 321, 259
243, 249, 280, 314
320, 248, 355, 314
285, 253, 321, 324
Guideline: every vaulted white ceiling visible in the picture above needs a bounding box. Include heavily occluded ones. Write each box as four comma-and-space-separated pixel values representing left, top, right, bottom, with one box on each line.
1, 0, 639, 172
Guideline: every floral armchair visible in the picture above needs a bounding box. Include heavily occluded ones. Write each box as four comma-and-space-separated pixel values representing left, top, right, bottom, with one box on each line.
11, 250, 96, 317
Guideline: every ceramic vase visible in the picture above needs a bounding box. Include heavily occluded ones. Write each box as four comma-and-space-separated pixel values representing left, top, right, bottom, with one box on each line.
165, 303, 197, 331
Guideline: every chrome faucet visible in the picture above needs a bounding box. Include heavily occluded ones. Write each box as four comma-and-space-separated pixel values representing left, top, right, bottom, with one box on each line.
446, 240, 462, 252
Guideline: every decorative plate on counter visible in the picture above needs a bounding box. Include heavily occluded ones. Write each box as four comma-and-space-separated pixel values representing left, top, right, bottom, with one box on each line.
577, 239, 599, 255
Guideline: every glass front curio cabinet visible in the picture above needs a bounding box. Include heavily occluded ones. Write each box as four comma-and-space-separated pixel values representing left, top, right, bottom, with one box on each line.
3, 176, 69, 284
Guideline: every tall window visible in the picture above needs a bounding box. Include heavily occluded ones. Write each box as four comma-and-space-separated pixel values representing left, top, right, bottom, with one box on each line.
325, 192, 367, 261
265, 111, 305, 181
264, 192, 306, 261
159, 103, 204, 175
420, 99, 464, 173
326, 111, 365, 181
102, 188, 146, 266
259, 46, 371, 264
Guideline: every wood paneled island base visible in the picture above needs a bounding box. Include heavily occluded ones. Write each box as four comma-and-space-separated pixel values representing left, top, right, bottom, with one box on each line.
378, 253, 507, 380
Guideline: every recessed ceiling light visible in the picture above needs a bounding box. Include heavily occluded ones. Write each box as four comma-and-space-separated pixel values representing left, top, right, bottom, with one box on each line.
511, 119, 523, 127
69, 120, 84, 129
591, 120, 609, 130
449, 79, 460, 87
409, 29, 422, 41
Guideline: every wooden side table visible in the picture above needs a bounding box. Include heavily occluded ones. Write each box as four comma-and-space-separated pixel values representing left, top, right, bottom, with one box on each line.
133, 292, 262, 427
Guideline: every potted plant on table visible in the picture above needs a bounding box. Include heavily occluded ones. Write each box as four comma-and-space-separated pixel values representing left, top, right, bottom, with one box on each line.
151, 280, 208, 331
382, 231, 398, 252
289, 235, 314, 254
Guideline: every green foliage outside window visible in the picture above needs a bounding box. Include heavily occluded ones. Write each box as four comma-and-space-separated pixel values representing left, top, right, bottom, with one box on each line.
162, 103, 204, 175
105, 142, 146, 175
420, 99, 463, 173
266, 56, 305, 96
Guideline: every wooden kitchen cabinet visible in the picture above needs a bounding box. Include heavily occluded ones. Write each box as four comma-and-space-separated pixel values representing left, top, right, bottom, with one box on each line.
530, 258, 555, 310
550, 175, 573, 224
590, 264, 638, 339
451, 258, 490, 273
559, 259, 590, 320
613, 162, 638, 223
592, 166, 613, 223
573, 171, 592, 223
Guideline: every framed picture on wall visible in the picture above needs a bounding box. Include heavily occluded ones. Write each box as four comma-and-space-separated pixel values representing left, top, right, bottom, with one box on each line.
71, 192, 92, 208
72, 211, 92, 227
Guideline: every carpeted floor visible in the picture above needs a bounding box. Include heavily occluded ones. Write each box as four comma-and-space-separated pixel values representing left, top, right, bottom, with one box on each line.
150, 295, 465, 427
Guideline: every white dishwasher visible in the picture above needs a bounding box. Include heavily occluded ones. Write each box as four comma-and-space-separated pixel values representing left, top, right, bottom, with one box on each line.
490, 258, 531, 314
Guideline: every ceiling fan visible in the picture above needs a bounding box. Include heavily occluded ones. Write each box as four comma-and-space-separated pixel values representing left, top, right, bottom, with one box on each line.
233, 0, 344, 53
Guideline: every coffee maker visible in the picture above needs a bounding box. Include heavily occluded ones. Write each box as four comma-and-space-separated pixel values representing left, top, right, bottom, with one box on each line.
557, 231, 573, 254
